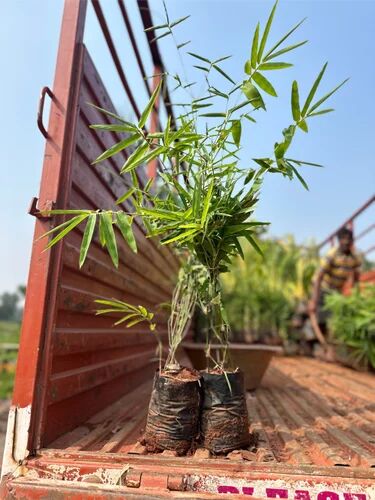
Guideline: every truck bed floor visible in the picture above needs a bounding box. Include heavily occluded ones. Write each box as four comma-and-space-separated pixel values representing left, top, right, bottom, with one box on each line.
46, 356, 375, 468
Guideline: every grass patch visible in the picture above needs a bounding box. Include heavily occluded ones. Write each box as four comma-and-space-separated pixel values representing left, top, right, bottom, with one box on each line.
0, 321, 20, 344
0, 321, 20, 399
0, 371, 15, 399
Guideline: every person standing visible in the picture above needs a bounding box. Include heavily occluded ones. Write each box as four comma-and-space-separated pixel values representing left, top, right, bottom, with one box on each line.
309, 227, 361, 336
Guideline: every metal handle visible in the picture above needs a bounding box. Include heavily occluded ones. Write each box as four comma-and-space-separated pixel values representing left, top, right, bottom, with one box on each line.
37, 86, 53, 138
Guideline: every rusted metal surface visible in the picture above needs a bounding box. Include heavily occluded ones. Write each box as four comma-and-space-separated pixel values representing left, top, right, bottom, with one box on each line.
9, 357, 373, 498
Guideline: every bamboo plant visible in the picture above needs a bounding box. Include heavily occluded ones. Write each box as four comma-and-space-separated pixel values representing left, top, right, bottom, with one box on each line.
324, 285, 375, 370
41, 1, 346, 371
221, 237, 318, 342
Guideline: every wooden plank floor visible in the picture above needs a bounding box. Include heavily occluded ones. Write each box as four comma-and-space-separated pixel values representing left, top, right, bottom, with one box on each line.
48, 357, 375, 468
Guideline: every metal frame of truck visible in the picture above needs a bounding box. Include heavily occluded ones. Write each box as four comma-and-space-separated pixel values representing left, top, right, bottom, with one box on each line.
1, 1, 374, 498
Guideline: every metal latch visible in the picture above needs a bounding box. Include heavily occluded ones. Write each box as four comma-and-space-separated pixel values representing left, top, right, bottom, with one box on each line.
28, 197, 55, 220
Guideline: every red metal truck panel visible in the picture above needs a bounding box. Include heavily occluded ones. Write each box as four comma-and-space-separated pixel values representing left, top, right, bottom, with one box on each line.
9, 0, 177, 455
41, 45, 177, 446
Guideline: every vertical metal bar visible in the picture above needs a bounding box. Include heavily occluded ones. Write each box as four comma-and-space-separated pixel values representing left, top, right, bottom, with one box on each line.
91, 0, 142, 120
117, 0, 151, 97
137, 0, 177, 131
318, 194, 375, 250
11, 0, 88, 453
148, 67, 162, 179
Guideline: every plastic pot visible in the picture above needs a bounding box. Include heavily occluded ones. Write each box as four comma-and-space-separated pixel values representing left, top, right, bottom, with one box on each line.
200, 370, 250, 454
142, 368, 201, 455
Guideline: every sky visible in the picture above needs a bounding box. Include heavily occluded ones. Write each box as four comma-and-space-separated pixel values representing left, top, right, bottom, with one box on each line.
0, 0, 374, 294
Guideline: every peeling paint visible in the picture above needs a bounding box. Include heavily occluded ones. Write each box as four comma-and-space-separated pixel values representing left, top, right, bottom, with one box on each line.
1, 405, 32, 479
29, 461, 130, 486
81, 466, 129, 485
187, 474, 374, 499
13, 405, 31, 464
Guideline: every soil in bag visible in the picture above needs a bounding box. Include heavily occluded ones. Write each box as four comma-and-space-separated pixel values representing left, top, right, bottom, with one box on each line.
200, 370, 250, 454
142, 368, 201, 455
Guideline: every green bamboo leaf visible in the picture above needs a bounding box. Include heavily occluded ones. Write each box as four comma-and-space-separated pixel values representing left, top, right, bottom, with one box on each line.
95, 298, 133, 309
116, 212, 137, 253
144, 23, 169, 32
169, 15, 191, 28
193, 65, 209, 72
90, 123, 137, 133
161, 228, 198, 245
187, 52, 211, 64
140, 208, 182, 221
266, 40, 308, 61
208, 87, 229, 99
79, 214, 97, 268
201, 181, 214, 226
257, 1, 278, 62
286, 158, 323, 167
44, 209, 92, 216
138, 80, 162, 128
264, 18, 307, 59
251, 23, 260, 68
229, 100, 251, 113
298, 119, 308, 133
88, 104, 131, 125
126, 318, 144, 328
308, 108, 334, 117
199, 112, 226, 118
244, 60, 251, 75
258, 62, 293, 70
290, 164, 309, 190
291, 80, 300, 121
144, 178, 154, 193
224, 222, 267, 235
244, 233, 263, 256
45, 214, 88, 250
308, 78, 349, 115
212, 64, 236, 84
252, 72, 277, 97
100, 212, 118, 267
92, 134, 140, 165
150, 31, 171, 43
244, 169, 256, 184
241, 81, 266, 110
99, 214, 106, 247
233, 237, 244, 260
177, 41, 191, 49
231, 120, 242, 147
193, 176, 202, 218
244, 114, 256, 123
38, 218, 77, 241
122, 146, 165, 173
192, 103, 213, 110
116, 187, 136, 205
120, 142, 148, 173
115, 313, 139, 326
301, 63, 328, 116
